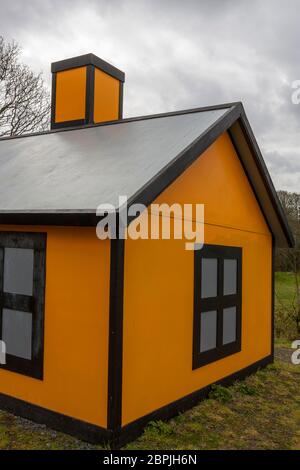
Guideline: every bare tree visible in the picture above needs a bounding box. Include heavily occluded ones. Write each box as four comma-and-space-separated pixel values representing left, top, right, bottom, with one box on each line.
0, 36, 50, 137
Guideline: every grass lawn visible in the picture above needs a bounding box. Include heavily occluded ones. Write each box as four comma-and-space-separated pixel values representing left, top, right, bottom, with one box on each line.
275, 272, 299, 310
0, 358, 299, 450
275, 272, 299, 341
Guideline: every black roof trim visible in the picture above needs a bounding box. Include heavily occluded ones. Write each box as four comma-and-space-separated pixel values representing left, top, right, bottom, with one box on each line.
0, 211, 101, 227
0, 102, 237, 142
51, 53, 125, 82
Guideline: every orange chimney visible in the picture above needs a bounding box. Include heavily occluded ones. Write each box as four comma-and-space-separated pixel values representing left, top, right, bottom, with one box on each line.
51, 54, 125, 129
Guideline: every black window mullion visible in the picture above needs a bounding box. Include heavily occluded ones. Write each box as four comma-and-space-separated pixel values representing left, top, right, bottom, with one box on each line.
222, 294, 239, 308
2, 292, 33, 313
199, 297, 218, 312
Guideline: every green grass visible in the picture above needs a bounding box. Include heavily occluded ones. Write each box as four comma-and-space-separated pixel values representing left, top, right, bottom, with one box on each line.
275, 337, 292, 348
275, 272, 299, 340
275, 272, 299, 309
0, 359, 299, 450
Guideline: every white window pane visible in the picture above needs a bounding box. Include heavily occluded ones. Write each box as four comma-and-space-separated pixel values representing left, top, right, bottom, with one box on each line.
223, 259, 237, 295
3, 248, 34, 296
200, 310, 217, 352
223, 306, 237, 345
2, 308, 32, 360
201, 258, 218, 298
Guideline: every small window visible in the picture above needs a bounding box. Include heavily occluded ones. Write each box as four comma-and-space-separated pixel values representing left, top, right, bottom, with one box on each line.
0, 232, 46, 379
193, 244, 242, 369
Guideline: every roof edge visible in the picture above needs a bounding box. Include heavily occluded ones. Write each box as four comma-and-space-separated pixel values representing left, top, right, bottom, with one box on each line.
0, 211, 101, 227
0, 102, 240, 142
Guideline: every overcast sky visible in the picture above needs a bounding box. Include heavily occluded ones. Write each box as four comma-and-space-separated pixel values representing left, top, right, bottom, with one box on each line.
1, 0, 299, 192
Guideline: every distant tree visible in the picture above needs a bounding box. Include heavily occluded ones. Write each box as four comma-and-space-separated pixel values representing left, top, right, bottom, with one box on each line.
276, 191, 300, 271
0, 36, 50, 137
276, 190, 300, 335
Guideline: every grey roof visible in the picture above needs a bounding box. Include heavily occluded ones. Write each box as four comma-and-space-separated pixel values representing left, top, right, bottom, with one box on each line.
0, 108, 225, 212
0, 103, 294, 247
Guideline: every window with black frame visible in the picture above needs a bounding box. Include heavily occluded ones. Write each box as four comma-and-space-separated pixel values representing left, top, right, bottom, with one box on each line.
193, 244, 242, 369
0, 232, 46, 379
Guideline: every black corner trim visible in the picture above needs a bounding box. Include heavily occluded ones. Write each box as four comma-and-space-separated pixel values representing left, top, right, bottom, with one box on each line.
107, 234, 125, 433
0, 392, 111, 444
271, 236, 275, 360
115, 355, 273, 447
50, 73, 57, 130
85, 65, 95, 125
51, 53, 125, 82
119, 82, 124, 120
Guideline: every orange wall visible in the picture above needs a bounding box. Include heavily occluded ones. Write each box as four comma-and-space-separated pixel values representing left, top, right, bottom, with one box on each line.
0, 226, 110, 428
55, 67, 87, 123
122, 132, 272, 425
54, 66, 120, 125
94, 68, 120, 123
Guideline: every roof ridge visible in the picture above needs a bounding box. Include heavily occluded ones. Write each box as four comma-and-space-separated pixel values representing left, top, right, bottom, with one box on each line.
0, 102, 240, 142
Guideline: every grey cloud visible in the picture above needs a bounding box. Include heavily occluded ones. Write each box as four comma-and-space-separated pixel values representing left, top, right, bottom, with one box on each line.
265, 149, 300, 192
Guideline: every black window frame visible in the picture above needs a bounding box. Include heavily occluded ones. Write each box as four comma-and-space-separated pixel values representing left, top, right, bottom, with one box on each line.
0, 232, 46, 380
193, 244, 242, 369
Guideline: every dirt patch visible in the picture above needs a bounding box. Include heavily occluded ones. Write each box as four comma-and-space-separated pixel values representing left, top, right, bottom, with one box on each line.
275, 347, 293, 364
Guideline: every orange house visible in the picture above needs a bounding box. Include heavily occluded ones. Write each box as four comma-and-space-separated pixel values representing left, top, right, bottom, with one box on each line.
0, 54, 294, 445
